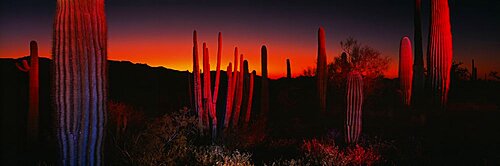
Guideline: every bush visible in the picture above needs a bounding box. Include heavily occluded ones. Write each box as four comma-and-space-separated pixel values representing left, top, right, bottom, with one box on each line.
194, 145, 253, 166
114, 107, 199, 165
302, 139, 381, 166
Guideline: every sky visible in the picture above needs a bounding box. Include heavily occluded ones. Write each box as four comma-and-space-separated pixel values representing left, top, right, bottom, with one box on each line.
1, 0, 499, 79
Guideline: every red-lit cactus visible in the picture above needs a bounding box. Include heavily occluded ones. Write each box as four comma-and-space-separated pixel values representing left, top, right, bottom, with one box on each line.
16, 41, 39, 143
53, 0, 107, 164
224, 48, 239, 128
399, 37, 413, 106
286, 59, 291, 79
317, 27, 328, 112
232, 54, 245, 128
427, 0, 453, 107
193, 31, 204, 130
245, 70, 255, 126
345, 71, 363, 144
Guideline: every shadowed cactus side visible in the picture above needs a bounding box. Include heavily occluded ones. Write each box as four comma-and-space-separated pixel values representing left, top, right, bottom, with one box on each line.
412, 0, 425, 107
53, 0, 107, 165
16, 40, 39, 143
427, 0, 453, 108
286, 59, 291, 79
261, 45, 269, 116
317, 27, 328, 112
399, 37, 413, 106
345, 71, 363, 144
471, 59, 477, 81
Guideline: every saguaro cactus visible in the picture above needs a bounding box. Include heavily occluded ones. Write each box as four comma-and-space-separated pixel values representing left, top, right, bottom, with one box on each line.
345, 71, 363, 144
286, 59, 291, 79
53, 0, 107, 165
245, 70, 255, 126
399, 37, 413, 106
412, 0, 425, 107
261, 45, 269, 116
317, 27, 328, 112
427, 0, 453, 107
16, 41, 39, 142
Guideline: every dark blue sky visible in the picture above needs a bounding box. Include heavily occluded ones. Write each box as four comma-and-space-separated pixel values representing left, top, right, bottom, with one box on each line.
1, 0, 499, 78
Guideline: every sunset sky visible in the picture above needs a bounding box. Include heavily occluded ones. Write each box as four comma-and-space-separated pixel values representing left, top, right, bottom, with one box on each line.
1, 0, 499, 79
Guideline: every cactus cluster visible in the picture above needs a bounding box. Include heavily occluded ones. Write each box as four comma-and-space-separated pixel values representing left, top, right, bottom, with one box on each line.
317, 27, 328, 112
427, 0, 453, 107
399, 37, 413, 106
53, 0, 108, 164
16, 41, 39, 143
345, 71, 363, 144
193, 31, 222, 138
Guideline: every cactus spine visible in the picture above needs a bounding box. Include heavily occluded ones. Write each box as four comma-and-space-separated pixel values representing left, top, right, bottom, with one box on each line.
53, 0, 107, 165
245, 70, 255, 126
261, 45, 270, 116
345, 71, 363, 144
286, 59, 291, 79
399, 37, 413, 106
427, 0, 453, 107
412, 0, 425, 107
317, 27, 328, 112
16, 41, 39, 142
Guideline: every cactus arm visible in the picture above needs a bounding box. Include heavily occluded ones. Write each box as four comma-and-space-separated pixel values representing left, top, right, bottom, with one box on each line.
16, 60, 31, 72
245, 70, 255, 125
213, 32, 222, 104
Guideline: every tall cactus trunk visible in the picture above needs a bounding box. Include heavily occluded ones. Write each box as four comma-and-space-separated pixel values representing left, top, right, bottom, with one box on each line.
317, 27, 328, 112
53, 0, 108, 165
202, 43, 217, 139
245, 70, 255, 127
427, 0, 453, 108
193, 31, 204, 131
286, 59, 291, 79
399, 37, 413, 106
16, 41, 40, 143
224, 48, 239, 129
260, 45, 269, 116
412, 0, 425, 107
345, 71, 363, 144
224, 63, 233, 129
471, 59, 477, 81
212, 32, 222, 108
232, 54, 244, 128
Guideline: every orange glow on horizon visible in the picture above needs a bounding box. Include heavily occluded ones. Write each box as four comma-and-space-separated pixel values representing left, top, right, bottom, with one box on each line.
1, 32, 496, 80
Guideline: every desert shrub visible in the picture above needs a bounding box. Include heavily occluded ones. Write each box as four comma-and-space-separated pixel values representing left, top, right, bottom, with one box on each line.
302, 139, 381, 166
114, 107, 199, 165
108, 100, 145, 134
194, 145, 253, 166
